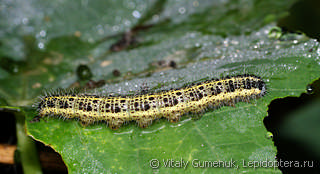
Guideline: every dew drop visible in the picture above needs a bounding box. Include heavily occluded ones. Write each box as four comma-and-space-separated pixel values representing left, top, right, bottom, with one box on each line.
112, 25, 119, 31
39, 30, 46, 37
178, 7, 186, 14
132, 10, 141, 18
22, 18, 29, 24
38, 42, 44, 49
306, 85, 313, 94
124, 19, 131, 26
266, 132, 273, 139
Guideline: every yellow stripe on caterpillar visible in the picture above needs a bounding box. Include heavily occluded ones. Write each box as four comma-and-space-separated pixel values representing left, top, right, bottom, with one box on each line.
36, 74, 266, 129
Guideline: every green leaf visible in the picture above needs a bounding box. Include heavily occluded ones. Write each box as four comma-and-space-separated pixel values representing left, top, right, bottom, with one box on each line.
1, 0, 319, 173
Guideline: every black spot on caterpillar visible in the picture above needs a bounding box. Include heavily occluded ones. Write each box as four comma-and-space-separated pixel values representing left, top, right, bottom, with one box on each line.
34, 74, 266, 129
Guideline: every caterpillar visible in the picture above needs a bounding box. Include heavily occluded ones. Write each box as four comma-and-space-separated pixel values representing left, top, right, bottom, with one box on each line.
35, 74, 266, 129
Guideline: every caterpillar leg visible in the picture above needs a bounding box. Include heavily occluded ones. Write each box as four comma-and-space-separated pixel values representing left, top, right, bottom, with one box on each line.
78, 113, 95, 127
167, 112, 182, 123
242, 97, 251, 103
226, 100, 236, 107
80, 120, 92, 127
30, 112, 54, 123
79, 116, 95, 127
136, 117, 154, 128
108, 118, 125, 130
190, 112, 203, 120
